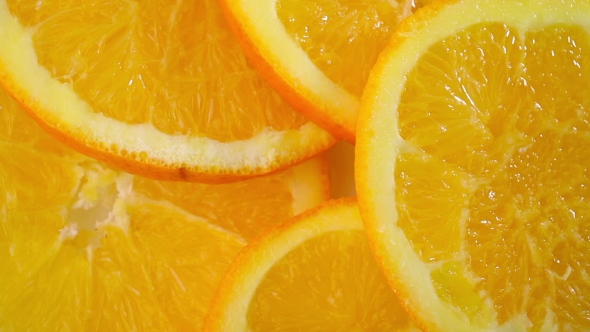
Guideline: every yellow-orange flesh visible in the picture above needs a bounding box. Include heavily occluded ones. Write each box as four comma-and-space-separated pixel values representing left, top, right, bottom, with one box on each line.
6, 0, 307, 142
0, 82, 325, 330
396, 22, 590, 329
132, 173, 295, 241
276, 0, 430, 97
246, 230, 415, 331
0, 107, 243, 330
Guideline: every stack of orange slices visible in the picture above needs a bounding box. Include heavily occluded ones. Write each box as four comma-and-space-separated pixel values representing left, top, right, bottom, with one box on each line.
0, 83, 330, 330
2, 0, 590, 330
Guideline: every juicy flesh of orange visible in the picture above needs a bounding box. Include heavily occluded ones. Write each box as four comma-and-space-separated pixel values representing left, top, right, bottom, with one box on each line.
247, 230, 414, 331
396, 23, 590, 328
133, 174, 295, 241
0, 84, 306, 330
6, 0, 307, 142
276, 0, 429, 97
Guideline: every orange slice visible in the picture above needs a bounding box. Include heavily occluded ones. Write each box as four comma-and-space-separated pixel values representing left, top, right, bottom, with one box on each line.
219, 0, 431, 141
0, 85, 330, 331
203, 198, 420, 331
357, 0, 590, 330
0, 0, 336, 183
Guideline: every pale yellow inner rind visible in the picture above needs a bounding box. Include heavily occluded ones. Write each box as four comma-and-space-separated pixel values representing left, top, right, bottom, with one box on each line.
230, 0, 360, 129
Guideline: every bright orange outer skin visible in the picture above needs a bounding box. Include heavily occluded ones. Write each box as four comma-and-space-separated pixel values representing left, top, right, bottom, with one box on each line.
218, 0, 356, 143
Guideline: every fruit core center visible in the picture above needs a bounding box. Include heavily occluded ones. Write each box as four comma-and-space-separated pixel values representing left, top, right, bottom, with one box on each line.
59, 167, 128, 251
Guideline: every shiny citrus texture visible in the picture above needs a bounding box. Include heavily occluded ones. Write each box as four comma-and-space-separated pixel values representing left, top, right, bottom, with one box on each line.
220, 0, 432, 141
203, 198, 420, 331
0, 0, 335, 183
357, 0, 590, 331
0, 85, 330, 331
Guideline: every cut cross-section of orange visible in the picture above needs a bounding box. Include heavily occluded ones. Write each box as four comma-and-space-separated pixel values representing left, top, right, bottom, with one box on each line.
203, 198, 420, 331
219, 0, 432, 141
0, 0, 336, 183
0, 84, 330, 331
357, 0, 590, 331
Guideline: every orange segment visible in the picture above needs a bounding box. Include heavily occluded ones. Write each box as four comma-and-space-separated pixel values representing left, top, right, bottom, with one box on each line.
220, 0, 430, 141
132, 156, 329, 240
3, 243, 92, 331
203, 198, 420, 331
0, 84, 330, 330
357, 0, 590, 331
0, 0, 335, 182
94, 205, 244, 331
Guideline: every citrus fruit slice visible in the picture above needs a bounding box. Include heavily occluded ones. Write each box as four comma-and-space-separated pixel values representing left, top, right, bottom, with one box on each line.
202, 198, 420, 331
0, 0, 336, 183
356, 0, 590, 330
219, 0, 431, 141
0, 85, 330, 331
